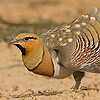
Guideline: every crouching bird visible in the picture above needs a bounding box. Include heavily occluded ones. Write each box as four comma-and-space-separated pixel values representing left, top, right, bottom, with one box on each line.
11, 7, 100, 90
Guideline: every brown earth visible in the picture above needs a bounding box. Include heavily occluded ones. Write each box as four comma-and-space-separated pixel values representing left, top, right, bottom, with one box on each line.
1, 43, 100, 100
1, 0, 100, 100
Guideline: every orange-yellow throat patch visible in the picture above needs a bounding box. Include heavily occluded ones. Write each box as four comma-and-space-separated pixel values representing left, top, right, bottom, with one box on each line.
32, 48, 54, 77
23, 46, 54, 77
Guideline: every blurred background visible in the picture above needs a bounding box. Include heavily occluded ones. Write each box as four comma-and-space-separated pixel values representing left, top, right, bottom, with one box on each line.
0, 0, 100, 42
1, 0, 100, 100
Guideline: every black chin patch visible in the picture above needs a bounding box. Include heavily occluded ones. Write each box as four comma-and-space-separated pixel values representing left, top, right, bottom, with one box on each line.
15, 44, 26, 56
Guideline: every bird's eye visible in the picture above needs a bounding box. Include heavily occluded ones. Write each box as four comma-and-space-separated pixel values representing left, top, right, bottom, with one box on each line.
23, 37, 29, 42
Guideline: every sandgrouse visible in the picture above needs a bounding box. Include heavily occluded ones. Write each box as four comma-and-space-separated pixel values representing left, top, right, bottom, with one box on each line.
11, 7, 100, 90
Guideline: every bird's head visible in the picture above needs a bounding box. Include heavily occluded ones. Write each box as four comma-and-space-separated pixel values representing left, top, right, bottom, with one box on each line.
11, 33, 54, 77
11, 33, 43, 56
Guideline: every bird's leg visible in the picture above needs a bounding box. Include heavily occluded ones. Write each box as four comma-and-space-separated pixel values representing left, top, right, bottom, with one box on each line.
73, 71, 85, 90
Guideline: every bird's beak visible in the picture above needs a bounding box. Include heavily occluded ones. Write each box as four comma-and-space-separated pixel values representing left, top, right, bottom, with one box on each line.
10, 39, 19, 45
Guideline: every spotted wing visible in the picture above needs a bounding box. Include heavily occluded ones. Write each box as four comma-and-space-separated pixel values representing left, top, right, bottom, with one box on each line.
41, 7, 100, 72
41, 7, 100, 49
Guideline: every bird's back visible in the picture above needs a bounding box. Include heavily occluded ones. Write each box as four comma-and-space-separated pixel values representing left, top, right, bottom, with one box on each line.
41, 7, 100, 73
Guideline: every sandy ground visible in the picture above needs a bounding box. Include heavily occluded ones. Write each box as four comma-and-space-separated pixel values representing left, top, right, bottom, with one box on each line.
1, 0, 100, 100
0, 43, 100, 100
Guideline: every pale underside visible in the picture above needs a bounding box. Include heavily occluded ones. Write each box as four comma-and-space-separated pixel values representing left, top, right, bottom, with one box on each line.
41, 7, 100, 73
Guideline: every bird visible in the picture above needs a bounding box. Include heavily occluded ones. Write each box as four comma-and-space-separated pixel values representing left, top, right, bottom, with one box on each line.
11, 7, 100, 90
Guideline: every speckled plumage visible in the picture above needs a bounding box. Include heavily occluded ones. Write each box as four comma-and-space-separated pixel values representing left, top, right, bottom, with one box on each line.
41, 7, 100, 73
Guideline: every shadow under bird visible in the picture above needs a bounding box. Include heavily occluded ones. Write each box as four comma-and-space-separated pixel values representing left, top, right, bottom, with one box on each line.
11, 7, 100, 90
